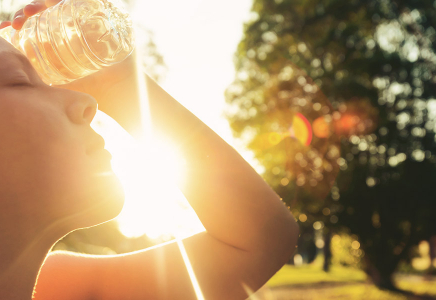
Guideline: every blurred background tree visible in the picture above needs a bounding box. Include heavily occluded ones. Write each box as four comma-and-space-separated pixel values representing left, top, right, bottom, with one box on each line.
226, 0, 436, 292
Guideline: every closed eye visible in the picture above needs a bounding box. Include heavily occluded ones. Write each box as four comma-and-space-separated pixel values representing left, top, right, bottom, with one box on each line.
8, 70, 33, 88
8, 74, 33, 88
9, 82, 33, 88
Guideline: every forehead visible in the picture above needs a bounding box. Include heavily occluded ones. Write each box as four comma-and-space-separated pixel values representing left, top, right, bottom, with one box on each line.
0, 37, 22, 55
0, 38, 27, 70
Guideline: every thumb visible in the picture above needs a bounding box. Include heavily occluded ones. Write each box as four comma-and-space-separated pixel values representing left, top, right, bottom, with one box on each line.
45, 0, 63, 7
23, 1, 47, 17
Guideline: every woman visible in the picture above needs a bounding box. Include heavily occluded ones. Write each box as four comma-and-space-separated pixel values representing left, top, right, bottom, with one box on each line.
0, 1, 299, 299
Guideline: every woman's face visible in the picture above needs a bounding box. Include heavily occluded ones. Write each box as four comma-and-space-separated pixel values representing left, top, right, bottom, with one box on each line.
0, 38, 124, 232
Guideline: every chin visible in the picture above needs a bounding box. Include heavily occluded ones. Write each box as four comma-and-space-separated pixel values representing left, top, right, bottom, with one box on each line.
68, 171, 126, 230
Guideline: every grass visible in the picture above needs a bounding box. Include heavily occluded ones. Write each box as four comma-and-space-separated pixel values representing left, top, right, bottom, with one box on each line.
257, 261, 436, 300
266, 264, 366, 287
396, 275, 436, 296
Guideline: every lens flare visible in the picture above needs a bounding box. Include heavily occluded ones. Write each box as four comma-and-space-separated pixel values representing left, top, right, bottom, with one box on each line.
287, 113, 313, 146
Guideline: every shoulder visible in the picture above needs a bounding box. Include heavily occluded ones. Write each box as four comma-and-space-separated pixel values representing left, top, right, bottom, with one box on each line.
34, 251, 101, 300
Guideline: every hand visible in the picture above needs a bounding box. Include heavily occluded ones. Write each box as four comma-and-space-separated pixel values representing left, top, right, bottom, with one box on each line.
0, 0, 61, 30
1, 0, 141, 134
59, 52, 139, 101
1, 0, 138, 99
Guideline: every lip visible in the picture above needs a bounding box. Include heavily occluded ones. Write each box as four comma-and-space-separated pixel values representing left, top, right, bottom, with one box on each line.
89, 148, 113, 173
86, 135, 106, 156
98, 149, 113, 161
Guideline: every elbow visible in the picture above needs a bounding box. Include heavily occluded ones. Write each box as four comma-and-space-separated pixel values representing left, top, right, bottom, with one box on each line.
277, 215, 299, 267
285, 219, 300, 264
262, 211, 300, 275
243, 207, 299, 294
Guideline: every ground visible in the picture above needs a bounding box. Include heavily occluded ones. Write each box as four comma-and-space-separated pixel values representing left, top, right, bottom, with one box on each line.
250, 263, 436, 300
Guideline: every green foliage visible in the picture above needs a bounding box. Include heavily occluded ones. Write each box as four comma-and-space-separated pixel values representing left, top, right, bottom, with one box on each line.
331, 233, 364, 268
226, 0, 436, 290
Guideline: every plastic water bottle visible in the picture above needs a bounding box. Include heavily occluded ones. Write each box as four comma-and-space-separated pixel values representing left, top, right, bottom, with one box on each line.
0, 0, 134, 85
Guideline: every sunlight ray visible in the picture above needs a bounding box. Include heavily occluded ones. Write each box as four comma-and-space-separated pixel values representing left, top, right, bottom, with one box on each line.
176, 239, 205, 300
129, 6, 206, 298
242, 282, 261, 300
133, 26, 153, 144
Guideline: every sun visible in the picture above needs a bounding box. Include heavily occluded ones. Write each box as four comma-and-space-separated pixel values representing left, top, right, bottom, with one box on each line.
91, 110, 205, 240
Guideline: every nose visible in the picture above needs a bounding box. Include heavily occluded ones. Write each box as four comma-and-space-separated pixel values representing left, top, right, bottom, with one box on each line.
65, 91, 98, 125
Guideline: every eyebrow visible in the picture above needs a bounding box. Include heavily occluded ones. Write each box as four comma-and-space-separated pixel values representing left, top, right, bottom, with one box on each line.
0, 51, 34, 77
0, 51, 34, 88
0, 50, 31, 68
13, 51, 33, 70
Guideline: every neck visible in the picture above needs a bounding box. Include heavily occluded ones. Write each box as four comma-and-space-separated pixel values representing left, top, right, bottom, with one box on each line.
0, 213, 63, 300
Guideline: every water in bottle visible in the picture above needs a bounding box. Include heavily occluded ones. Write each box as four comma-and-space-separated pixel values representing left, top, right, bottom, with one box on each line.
0, 0, 134, 85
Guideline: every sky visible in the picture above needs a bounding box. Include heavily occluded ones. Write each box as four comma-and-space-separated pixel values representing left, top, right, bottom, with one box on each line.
130, 0, 263, 172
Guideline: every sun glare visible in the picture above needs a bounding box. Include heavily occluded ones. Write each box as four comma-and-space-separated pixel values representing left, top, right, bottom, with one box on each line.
177, 240, 206, 300
88, 9, 206, 240
91, 2, 211, 298
91, 111, 205, 240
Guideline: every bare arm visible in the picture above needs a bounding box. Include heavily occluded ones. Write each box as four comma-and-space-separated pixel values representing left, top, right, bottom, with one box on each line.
145, 74, 298, 260
4, 0, 299, 293
33, 53, 299, 300
95, 56, 299, 298
64, 52, 299, 263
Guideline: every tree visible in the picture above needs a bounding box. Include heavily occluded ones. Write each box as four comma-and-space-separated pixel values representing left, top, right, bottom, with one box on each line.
226, 0, 436, 292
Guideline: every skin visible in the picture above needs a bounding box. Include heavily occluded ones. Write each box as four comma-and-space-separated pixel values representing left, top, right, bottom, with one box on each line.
0, 2, 299, 299
0, 38, 124, 300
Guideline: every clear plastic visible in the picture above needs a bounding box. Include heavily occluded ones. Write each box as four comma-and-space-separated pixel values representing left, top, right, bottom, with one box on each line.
0, 0, 134, 85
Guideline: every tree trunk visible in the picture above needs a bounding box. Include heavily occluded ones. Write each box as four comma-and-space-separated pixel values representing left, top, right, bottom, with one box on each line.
364, 256, 398, 291
430, 236, 436, 274
323, 231, 332, 272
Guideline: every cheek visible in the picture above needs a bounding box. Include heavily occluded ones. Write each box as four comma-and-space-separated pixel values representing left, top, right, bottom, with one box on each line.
36, 144, 125, 224
0, 96, 124, 225
0, 137, 87, 225
0, 95, 65, 161
0, 103, 81, 202
0, 133, 64, 200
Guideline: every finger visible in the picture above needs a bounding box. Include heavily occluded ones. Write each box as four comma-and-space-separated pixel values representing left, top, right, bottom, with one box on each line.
12, 9, 27, 30
12, 16, 27, 30
23, 0, 47, 17
0, 21, 12, 29
45, 0, 63, 7
13, 8, 24, 19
